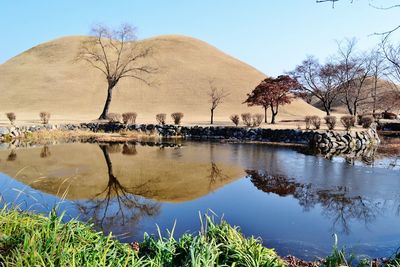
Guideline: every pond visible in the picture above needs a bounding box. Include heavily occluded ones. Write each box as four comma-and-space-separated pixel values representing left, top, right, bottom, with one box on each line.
0, 140, 399, 260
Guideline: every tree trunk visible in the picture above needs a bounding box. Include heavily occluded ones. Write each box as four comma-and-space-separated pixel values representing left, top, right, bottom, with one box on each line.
346, 96, 354, 116
353, 103, 357, 117
373, 77, 378, 115
270, 104, 278, 124
264, 106, 268, 123
100, 145, 115, 180
99, 85, 114, 120
210, 109, 214, 124
271, 113, 276, 124
323, 102, 331, 116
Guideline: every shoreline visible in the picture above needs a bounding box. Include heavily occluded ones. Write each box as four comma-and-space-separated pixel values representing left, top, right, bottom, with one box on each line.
0, 122, 381, 148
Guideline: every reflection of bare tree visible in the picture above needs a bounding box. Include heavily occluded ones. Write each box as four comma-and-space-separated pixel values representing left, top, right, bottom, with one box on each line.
207, 162, 230, 190
77, 144, 160, 234
40, 146, 51, 158
7, 150, 17, 161
246, 170, 382, 234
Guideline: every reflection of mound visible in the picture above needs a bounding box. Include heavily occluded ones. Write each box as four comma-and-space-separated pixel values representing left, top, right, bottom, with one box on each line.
0, 143, 244, 202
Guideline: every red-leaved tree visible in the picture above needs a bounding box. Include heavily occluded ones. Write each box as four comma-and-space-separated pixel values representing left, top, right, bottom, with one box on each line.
244, 75, 299, 124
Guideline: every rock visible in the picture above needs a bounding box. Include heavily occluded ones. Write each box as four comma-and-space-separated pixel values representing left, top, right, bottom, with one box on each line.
0, 127, 10, 135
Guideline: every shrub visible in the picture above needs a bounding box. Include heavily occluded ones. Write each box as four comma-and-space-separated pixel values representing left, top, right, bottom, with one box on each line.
241, 113, 252, 127
252, 113, 264, 127
107, 113, 122, 123
309, 116, 321, 130
324, 116, 337, 130
382, 111, 397, 120
39, 112, 50, 124
5, 112, 16, 125
171, 112, 184, 125
304, 116, 312, 130
156, 113, 167, 125
340, 115, 356, 131
230, 114, 240, 126
122, 112, 137, 124
360, 116, 374, 128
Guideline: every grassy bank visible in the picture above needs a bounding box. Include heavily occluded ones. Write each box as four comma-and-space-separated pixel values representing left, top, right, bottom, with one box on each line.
0, 208, 399, 267
0, 208, 284, 267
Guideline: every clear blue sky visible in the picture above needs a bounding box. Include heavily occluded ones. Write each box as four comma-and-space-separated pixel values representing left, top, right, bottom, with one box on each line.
1, 0, 399, 76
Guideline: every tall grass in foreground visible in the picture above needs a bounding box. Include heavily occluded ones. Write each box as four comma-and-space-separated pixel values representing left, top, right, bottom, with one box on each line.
1, 207, 399, 267
0, 208, 283, 267
321, 234, 400, 267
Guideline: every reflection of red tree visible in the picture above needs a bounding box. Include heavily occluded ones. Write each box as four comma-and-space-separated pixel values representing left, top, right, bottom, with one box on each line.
246, 170, 382, 234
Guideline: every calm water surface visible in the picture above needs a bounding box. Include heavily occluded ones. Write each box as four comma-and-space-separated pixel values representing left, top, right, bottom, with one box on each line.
0, 141, 399, 260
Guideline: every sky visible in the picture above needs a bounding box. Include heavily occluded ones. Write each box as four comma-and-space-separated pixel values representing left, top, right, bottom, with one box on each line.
1, 0, 399, 76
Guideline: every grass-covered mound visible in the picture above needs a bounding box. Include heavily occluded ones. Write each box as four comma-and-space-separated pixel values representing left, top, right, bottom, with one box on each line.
0, 208, 284, 267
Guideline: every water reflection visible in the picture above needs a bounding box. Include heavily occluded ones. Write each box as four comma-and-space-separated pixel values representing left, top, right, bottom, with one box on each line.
0, 140, 399, 259
297, 138, 400, 169
246, 170, 384, 234
40, 145, 51, 158
7, 150, 17, 161
76, 145, 160, 234
0, 142, 243, 202
298, 145, 378, 166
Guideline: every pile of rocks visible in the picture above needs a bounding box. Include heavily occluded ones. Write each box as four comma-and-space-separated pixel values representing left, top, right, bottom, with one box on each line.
310, 125, 380, 160
311, 126, 380, 152
0, 127, 24, 140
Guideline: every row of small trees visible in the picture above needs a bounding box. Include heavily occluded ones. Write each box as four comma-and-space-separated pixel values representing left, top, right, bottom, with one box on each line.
304, 115, 373, 131
229, 113, 264, 127
4, 112, 50, 125
106, 112, 184, 125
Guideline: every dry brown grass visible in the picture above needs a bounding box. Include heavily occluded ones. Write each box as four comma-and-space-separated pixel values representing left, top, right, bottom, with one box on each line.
26, 129, 96, 142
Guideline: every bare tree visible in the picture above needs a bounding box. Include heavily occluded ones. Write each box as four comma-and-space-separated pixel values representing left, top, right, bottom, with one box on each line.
369, 49, 388, 114
317, 0, 400, 37
335, 39, 371, 116
291, 56, 341, 116
382, 40, 400, 84
208, 80, 229, 124
77, 24, 156, 120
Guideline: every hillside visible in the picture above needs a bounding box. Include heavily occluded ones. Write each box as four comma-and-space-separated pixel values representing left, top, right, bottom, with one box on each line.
0, 35, 324, 125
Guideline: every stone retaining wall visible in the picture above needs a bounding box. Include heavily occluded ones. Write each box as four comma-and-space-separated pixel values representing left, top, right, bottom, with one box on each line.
378, 120, 400, 131
0, 123, 380, 154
